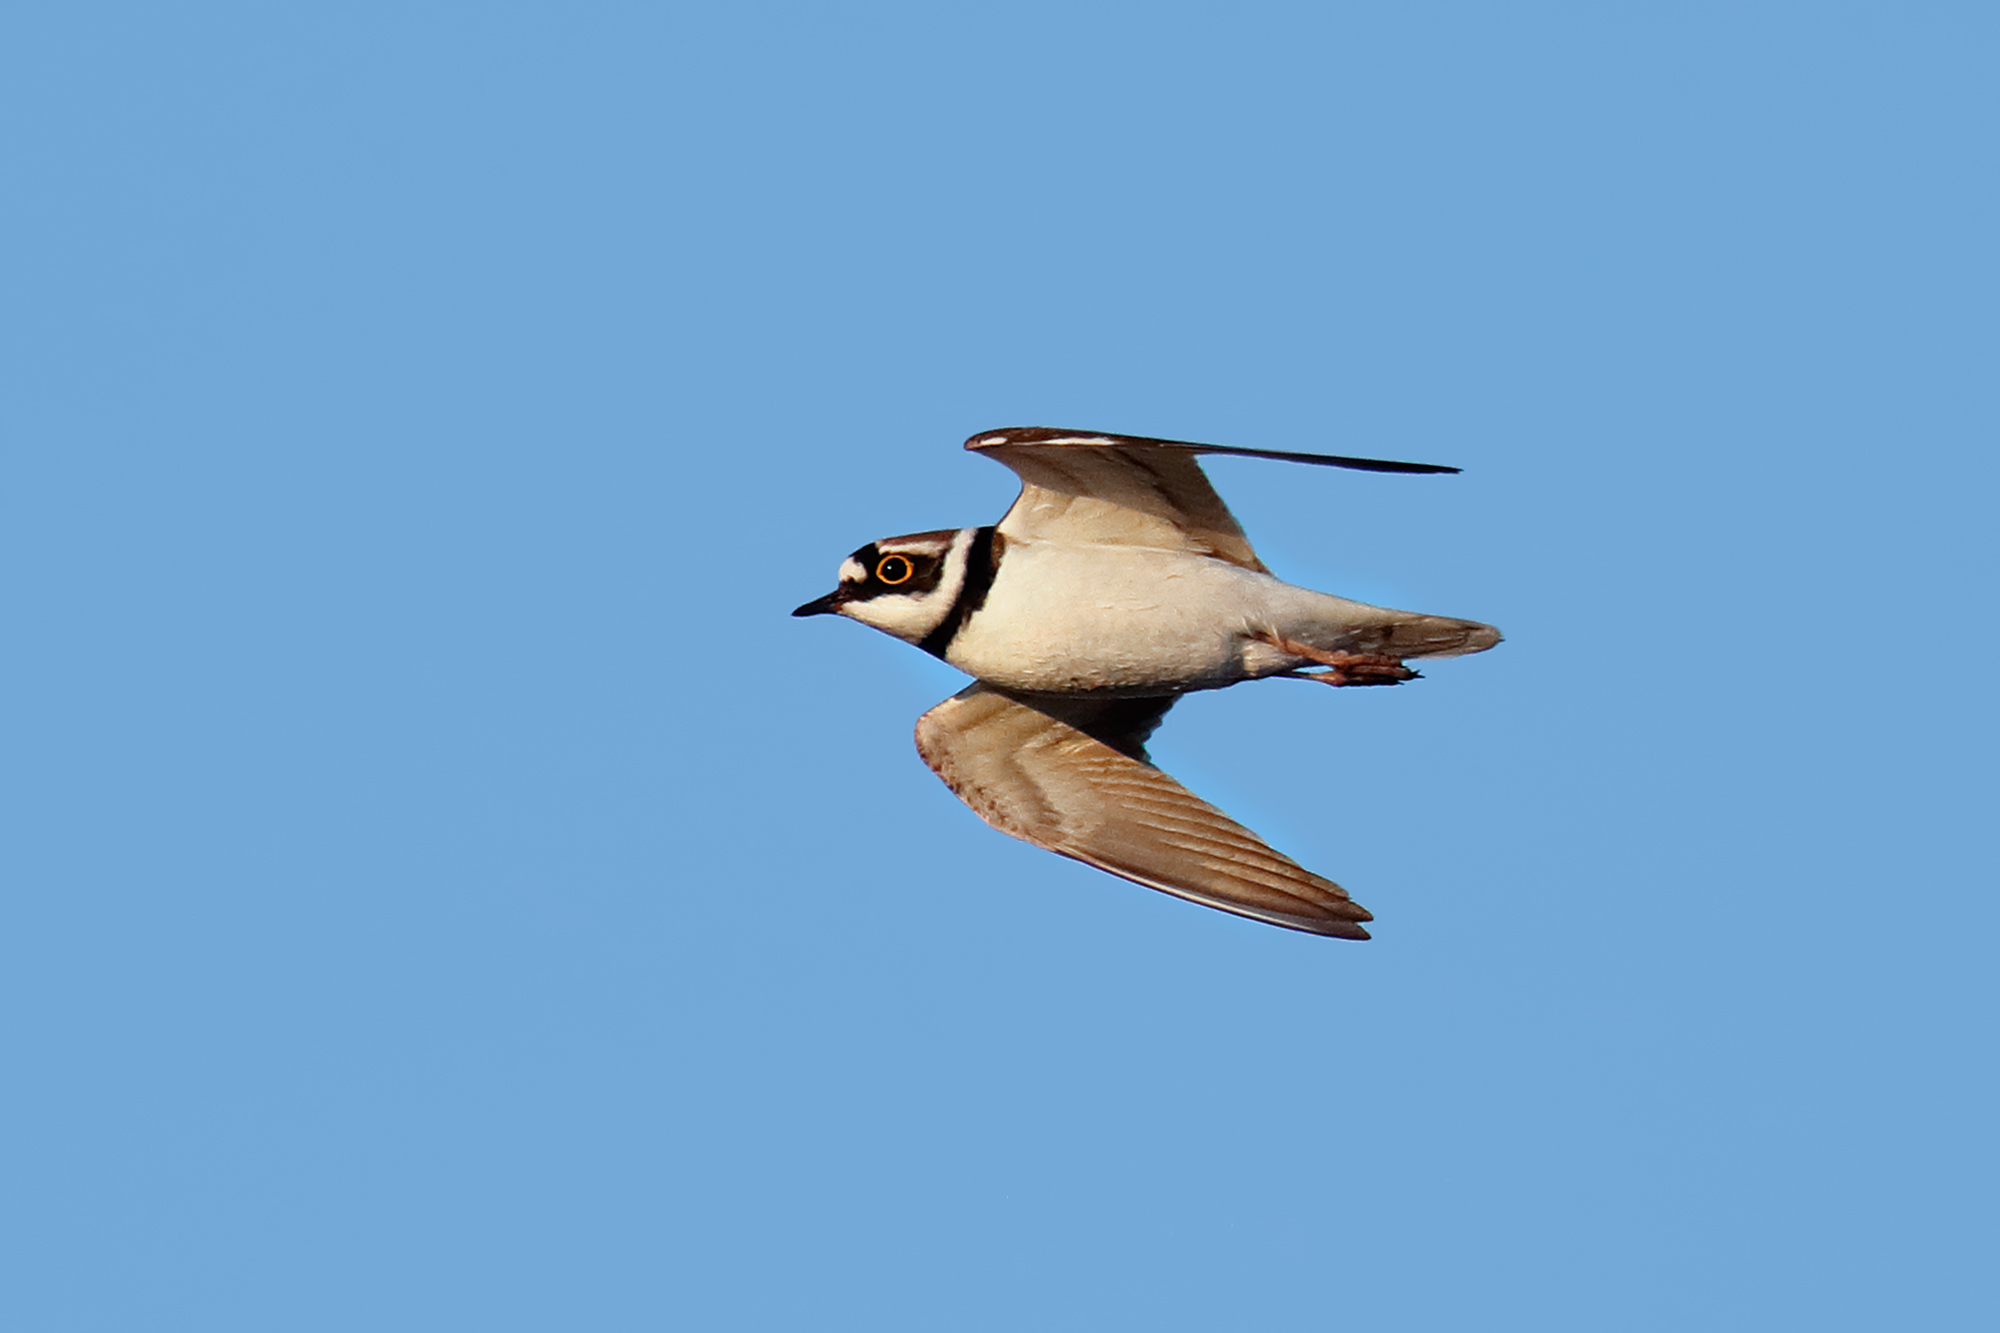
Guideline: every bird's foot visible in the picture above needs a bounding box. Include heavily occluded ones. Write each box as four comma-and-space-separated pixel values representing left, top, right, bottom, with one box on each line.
1257, 633, 1420, 687
1286, 657, 1421, 687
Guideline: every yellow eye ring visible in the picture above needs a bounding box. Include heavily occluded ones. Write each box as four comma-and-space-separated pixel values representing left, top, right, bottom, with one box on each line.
875, 555, 914, 585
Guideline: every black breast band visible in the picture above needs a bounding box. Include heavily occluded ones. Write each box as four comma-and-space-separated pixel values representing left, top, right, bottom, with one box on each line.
918, 526, 999, 660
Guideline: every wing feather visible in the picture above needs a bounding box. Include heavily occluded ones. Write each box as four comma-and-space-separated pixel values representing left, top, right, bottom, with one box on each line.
964, 426, 1460, 573
914, 684, 1373, 938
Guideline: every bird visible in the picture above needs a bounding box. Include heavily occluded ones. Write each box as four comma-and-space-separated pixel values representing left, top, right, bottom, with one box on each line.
792, 426, 1501, 938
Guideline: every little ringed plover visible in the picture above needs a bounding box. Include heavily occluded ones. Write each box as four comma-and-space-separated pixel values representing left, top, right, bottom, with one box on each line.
794, 426, 1500, 938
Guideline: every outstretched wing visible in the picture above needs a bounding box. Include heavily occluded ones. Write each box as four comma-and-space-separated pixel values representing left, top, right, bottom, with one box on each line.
965, 426, 1459, 573
914, 684, 1374, 938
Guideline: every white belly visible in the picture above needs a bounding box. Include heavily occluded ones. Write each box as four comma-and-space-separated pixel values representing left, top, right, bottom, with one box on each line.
943, 544, 1328, 695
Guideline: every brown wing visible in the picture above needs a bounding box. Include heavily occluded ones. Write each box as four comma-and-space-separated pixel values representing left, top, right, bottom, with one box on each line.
913, 684, 1373, 939
966, 427, 1271, 571
965, 427, 1460, 572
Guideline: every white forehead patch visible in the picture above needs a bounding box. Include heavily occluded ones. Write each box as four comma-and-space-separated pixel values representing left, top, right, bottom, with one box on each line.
838, 556, 867, 583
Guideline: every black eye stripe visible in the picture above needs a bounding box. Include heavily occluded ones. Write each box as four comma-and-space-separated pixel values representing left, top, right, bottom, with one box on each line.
843, 542, 947, 596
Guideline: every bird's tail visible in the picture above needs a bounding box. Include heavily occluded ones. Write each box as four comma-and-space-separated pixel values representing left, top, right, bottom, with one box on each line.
1308, 597, 1503, 660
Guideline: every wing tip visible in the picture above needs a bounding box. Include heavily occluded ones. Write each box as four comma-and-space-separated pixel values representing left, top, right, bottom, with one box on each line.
1308, 903, 1374, 940
1240, 904, 1368, 932
1282, 882, 1373, 939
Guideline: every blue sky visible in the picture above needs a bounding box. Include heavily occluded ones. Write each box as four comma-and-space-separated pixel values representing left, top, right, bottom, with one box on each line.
6, 3, 1995, 1328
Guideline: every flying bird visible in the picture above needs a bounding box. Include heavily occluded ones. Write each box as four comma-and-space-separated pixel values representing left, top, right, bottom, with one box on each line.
793, 427, 1500, 937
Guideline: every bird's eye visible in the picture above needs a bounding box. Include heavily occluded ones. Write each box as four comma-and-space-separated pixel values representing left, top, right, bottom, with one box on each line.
876, 555, 914, 585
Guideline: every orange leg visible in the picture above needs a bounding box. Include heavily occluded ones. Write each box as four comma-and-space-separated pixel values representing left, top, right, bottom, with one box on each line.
1254, 632, 1420, 687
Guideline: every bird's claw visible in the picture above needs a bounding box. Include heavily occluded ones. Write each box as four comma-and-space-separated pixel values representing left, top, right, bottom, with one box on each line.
1285, 659, 1420, 687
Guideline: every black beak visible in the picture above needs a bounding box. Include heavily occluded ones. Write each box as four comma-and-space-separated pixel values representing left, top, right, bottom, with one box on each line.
792, 591, 845, 617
